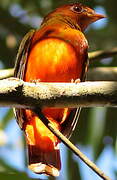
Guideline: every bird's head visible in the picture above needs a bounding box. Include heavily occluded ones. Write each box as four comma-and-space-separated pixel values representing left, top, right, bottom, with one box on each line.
44, 3, 106, 31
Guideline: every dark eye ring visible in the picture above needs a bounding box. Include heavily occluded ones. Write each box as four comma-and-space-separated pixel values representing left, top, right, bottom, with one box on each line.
71, 5, 83, 13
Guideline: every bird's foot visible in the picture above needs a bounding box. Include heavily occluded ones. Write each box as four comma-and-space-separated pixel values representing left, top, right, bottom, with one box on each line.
30, 79, 41, 83
71, 78, 80, 84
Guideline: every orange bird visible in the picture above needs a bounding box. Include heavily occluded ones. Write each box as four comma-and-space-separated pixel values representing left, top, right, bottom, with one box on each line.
14, 3, 105, 176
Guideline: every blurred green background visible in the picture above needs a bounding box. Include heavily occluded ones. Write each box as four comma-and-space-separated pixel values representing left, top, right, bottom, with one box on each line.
0, 0, 117, 180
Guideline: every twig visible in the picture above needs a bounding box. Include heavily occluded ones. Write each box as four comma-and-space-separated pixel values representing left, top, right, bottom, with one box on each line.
89, 47, 117, 61
0, 68, 14, 80
0, 78, 117, 108
87, 67, 117, 81
33, 108, 111, 180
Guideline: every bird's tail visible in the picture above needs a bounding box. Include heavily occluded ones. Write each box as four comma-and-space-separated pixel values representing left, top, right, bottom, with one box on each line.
27, 144, 61, 176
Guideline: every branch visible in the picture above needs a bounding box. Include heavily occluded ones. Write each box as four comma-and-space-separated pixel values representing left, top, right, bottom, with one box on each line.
87, 67, 117, 81
0, 78, 117, 108
0, 68, 14, 80
89, 47, 117, 60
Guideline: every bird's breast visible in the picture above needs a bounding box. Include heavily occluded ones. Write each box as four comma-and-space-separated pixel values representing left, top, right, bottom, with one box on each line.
24, 37, 80, 82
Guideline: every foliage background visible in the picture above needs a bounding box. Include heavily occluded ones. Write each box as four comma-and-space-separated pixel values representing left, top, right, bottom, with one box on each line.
0, 0, 117, 180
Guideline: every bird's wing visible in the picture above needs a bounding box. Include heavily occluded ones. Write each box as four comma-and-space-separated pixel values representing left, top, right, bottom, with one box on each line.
14, 30, 35, 78
61, 51, 88, 139
14, 30, 35, 129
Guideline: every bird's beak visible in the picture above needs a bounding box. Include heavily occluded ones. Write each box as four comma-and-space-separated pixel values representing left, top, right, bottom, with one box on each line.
94, 13, 106, 19
90, 13, 106, 22
79, 11, 106, 31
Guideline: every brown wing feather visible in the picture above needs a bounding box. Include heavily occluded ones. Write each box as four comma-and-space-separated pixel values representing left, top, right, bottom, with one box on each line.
14, 30, 35, 78
14, 30, 35, 129
61, 49, 88, 139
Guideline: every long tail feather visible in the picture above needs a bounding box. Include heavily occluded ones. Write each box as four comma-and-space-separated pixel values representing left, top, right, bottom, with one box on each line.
28, 144, 61, 176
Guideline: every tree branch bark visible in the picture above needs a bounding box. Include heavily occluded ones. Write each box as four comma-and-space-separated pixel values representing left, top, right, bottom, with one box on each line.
89, 47, 117, 61
0, 68, 14, 80
87, 67, 117, 81
0, 78, 117, 108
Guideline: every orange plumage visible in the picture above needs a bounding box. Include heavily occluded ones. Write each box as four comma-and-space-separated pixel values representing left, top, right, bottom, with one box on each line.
14, 3, 105, 176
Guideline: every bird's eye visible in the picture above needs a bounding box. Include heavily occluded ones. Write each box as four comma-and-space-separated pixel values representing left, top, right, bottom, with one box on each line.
71, 5, 83, 13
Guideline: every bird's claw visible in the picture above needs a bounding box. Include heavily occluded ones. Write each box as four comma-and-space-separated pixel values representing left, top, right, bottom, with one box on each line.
30, 79, 41, 83
71, 78, 80, 84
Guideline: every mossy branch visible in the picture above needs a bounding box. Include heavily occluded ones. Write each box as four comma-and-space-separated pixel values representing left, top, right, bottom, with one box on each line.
0, 78, 117, 108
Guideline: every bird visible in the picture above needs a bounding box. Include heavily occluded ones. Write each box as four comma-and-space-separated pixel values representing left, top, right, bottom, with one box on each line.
14, 3, 105, 177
